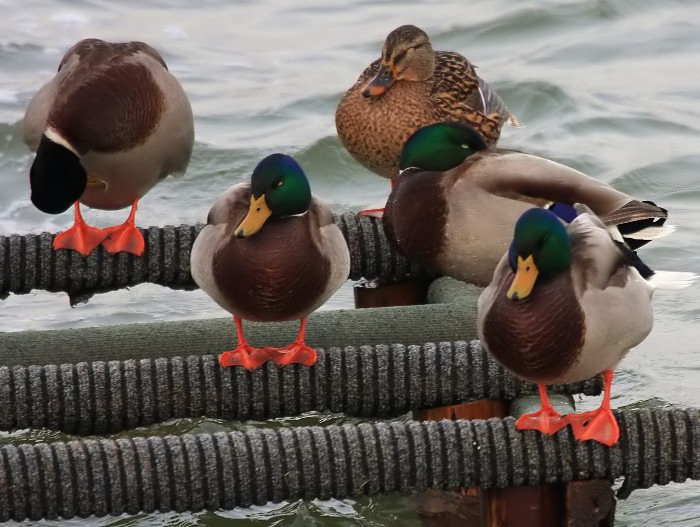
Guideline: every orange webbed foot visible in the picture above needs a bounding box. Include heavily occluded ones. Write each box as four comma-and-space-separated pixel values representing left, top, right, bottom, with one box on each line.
515, 406, 568, 435
357, 207, 385, 219
271, 342, 317, 367
102, 222, 145, 255
53, 223, 108, 256
219, 345, 274, 370
565, 409, 620, 446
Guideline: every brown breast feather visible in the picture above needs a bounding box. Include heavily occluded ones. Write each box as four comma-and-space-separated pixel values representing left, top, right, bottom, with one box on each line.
212, 203, 332, 322
482, 271, 586, 383
384, 168, 448, 272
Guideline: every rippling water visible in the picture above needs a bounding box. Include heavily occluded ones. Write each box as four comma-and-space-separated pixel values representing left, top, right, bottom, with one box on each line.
1, 0, 700, 525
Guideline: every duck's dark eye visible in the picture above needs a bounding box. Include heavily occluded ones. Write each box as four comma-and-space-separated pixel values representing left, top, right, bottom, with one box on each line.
393, 50, 406, 64
272, 178, 284, 189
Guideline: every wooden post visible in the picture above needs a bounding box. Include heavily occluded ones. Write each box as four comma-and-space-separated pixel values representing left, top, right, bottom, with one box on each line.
354, 277, 504, 526
353, 277, 432, 308
500, 395, 616, 527
354, 276, 616, 526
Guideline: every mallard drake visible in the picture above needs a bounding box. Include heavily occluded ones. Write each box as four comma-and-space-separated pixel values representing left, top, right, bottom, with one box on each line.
383, 121, 671, 287
477, 206, 693, 445
23, 38, 194, 256
190, 153, 350, 370
335, 24, 520, 186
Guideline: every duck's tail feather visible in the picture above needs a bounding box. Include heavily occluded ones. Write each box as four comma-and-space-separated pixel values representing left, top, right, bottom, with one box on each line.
648, 271, 697, 290
477, 77, 524, 128
507, 113, 525, 128
601, 200, 669, 250
614, 240, 696, 288
622, 224, 676, 241
614, 241, 655, 279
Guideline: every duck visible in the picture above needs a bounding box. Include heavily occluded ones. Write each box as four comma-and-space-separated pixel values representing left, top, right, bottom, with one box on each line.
477, 206, 694, 445
22, 38, 195, 257
382, 121, 672, 287
190, 153, 350, 370
335, 24, 520, 194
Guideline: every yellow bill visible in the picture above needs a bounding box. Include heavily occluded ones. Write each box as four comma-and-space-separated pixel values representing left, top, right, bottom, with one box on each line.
507, 254, 538, 300
234, 194, 272, 238
86, 174, 107, 189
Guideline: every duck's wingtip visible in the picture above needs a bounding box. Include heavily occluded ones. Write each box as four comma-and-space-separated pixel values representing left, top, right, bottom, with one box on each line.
624, 224, 677, 241
508, 114, 525, 128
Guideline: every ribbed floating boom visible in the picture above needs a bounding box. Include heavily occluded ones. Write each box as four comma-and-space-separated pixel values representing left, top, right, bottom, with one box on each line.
0, 409, 697, 522
0, 341, 601, 435
0, 214, 421, 304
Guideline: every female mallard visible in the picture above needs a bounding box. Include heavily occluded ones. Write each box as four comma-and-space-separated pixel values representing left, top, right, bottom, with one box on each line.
477, 207, 693, 445
23, 38, 194, 256
335, 24, 520, 185
190, 153, 350, 370
383, 121, 671, 287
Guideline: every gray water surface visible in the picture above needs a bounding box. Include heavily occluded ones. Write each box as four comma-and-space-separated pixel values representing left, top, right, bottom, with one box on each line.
1, 1, 700, 525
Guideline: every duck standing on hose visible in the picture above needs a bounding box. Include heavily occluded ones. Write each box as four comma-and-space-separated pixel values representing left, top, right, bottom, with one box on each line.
191, 154, 350, 370
23, 38, 194, 257
478, 206, 694, 445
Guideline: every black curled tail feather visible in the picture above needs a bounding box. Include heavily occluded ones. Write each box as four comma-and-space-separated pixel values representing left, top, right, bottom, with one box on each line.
614, 241, 655, 279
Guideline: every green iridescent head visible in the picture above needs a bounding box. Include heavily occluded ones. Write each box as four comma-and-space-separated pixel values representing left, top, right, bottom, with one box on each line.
234, 153, 312, 238
507, 208, 572, 300
399, 121, 488, 172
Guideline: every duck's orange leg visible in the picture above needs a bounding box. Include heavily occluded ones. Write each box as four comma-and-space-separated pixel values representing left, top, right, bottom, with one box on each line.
357, 207, 385, 218
219, 317, 274, 370
102, 199, 145, 256
53, 202, 107, 256
357, 177, 397, 218
565, 370, 620, 446
515, 384, 568, 435
271, 318, 318, 366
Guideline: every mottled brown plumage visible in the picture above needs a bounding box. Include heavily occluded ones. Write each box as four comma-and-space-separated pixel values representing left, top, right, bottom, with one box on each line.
335, 25, 519, 179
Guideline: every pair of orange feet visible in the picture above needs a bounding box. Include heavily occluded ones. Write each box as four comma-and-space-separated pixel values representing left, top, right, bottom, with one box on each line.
219, 342, 317, 370
53, 201, 145, 257
516, 403, 620, 447
219, 317, 318, 370
515, 373, 620, 447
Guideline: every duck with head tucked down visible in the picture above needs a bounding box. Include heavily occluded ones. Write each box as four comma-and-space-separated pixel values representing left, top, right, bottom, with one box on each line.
477, 206, 694, 445
23, 38, 194, 256
191, 154, 350, 370
383, 121, 673, 287
335, 24, 520, 212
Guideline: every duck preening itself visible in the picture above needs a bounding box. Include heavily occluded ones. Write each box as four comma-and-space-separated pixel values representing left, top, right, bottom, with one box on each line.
383, 121, 674, 287
23, 38, 194, 256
